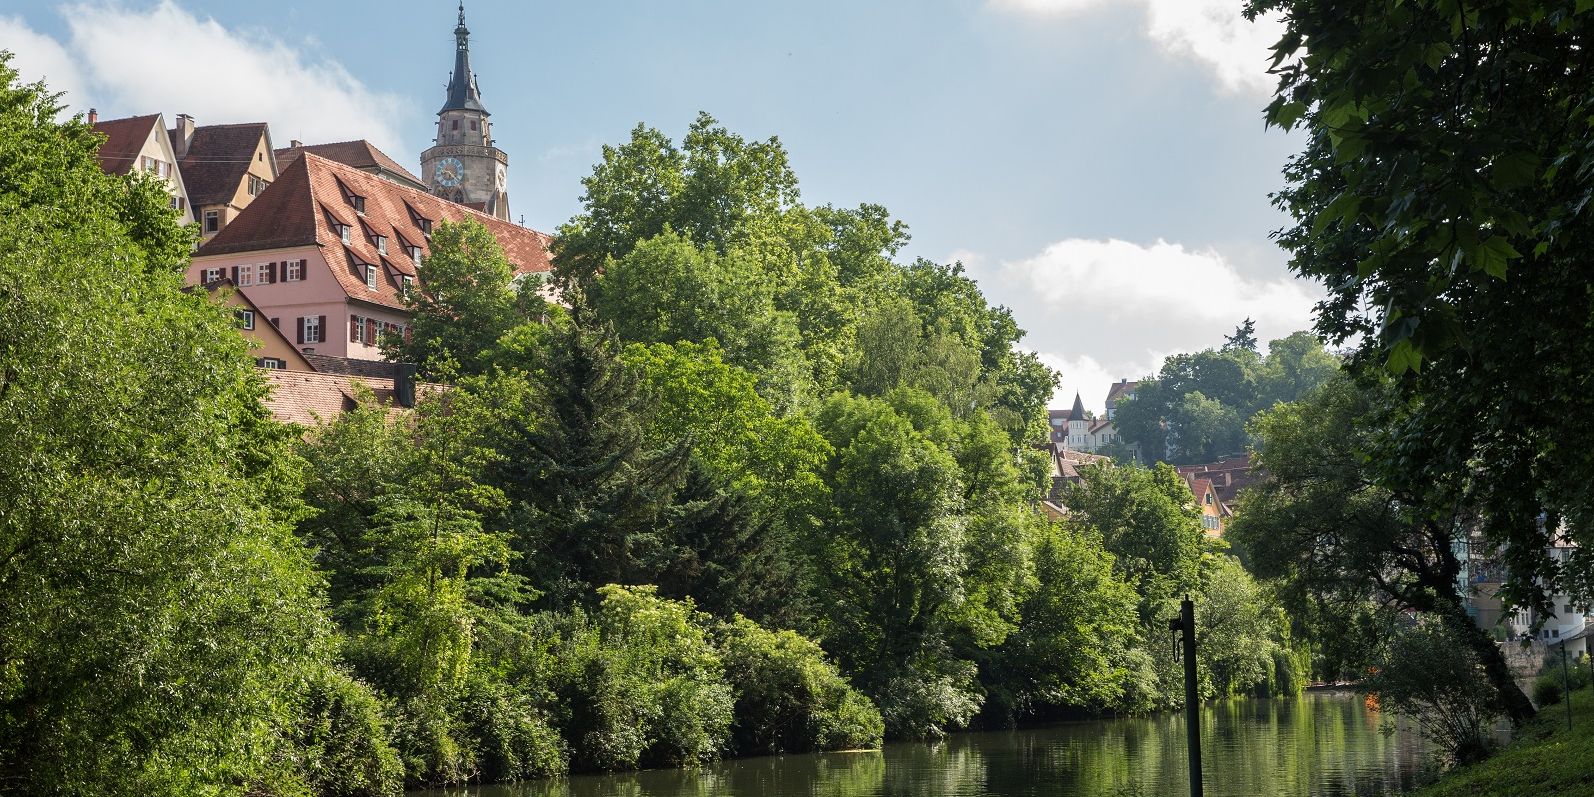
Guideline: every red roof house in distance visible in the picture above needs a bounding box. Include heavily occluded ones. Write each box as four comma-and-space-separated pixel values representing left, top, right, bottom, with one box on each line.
186, 152, 553, 362
90, 111, 193, 223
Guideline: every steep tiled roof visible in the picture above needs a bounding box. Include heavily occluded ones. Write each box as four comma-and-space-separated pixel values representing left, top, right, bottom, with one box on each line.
1088, 418, 1113, 434
261, 369, 395, 426
177, 122, 272, 206
275, 140, 423, 188
1105, 379, 1140, 406
93, 114, 162, 175
198, 153, 553, 311
302, 352, 404, 379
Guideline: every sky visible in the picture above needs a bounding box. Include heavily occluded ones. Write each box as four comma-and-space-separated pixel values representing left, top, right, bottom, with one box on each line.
1, 0, 1318, 412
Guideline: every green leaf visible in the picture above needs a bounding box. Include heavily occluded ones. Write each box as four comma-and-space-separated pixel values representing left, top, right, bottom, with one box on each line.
1385, 338, 1423, 374
1490, 150, 1540, 191
1272, 101, 1309, 130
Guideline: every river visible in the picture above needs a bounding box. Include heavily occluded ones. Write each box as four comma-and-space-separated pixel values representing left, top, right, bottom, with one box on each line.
413, 690, 1432, 797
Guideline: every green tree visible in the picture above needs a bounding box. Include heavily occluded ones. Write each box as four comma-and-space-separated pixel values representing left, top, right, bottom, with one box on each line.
385, 219, 528, 377
0, 57, 334, 794
491, 317, 693, 607
1250, 0, 1594, 632
1223, 318, 1259, 352
1229, 375, 1535, 722
1060, 463, 1205, 620
809, 393, 979, 737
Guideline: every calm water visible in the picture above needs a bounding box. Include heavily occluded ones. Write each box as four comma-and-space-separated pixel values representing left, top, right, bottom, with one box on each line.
415, 691, 1432, 797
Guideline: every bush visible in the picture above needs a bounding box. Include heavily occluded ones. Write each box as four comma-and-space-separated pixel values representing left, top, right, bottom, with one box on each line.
292, 667, 405, 797
550, 586, 734, 771
456, 677, 568, 781
387, 694, 474, 786
1365, 618, 1500, 765
1533, 675, 1564, 707
872, 656, 983, 740
718, 615, 884, 754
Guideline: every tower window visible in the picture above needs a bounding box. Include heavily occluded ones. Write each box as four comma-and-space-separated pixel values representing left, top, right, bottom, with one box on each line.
452, 119, 459, 130
470, 120, 477, 131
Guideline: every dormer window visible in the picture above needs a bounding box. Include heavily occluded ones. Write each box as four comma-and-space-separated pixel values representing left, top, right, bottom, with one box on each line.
375, 235, 388, 255
365, 264, 379, 290
401, 275, 415, 298
339, 224, 351, 245
406, 245, 423, 265
351, 194, 365, 214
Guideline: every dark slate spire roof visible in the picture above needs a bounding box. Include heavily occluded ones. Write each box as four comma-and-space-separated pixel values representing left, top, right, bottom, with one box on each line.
439, 2, 489, 115
1071, 392, 1087, 419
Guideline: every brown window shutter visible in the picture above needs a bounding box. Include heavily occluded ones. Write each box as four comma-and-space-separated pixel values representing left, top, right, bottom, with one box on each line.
350, 315, 360, 342
366, 318, 377, 343
319, 316, 327, 341
296, 317, 305, 344
230, 266, 239, 283
267, 262, 277, 283
403, 326, 412, 343
299, 258, 308, 279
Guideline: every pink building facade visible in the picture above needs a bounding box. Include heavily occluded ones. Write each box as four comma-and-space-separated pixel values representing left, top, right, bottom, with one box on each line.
186, 152, 553, 362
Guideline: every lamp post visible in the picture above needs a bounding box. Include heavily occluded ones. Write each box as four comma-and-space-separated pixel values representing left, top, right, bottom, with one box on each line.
1169, 595, 1203, 797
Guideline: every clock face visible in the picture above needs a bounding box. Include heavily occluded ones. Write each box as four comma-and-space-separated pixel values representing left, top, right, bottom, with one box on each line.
494, 163, 506, 190
435, 157, 464, 188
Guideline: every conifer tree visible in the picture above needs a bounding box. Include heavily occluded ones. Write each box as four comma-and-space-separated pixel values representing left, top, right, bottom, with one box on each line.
492, 311, 693, 606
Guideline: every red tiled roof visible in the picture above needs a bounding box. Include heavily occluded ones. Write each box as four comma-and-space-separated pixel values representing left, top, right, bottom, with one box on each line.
176, 122, 272, 206
1088, 418, 1112, 434
1105, 379, 1140, 406
260, 369, 394, 426
93, 114, 162, 175
275, 140, 422, 187
198, 153, 553, 311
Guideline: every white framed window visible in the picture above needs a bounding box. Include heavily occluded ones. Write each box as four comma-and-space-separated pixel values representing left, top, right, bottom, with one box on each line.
350, 194, 365, 213
204, 210, 220, 234
235, 309, 255, 330
406, 245, 423, 265
256, 357, 285, 369
303, 315, 322, 344
401, 275, 415, 298
365, 264, 379, 290
339, 224, 352, 245
237, 264, 255, 287
285, 260, 304, 281
248, 175, 269, 196
202, 267, 222, 283
375, 235, 388, 255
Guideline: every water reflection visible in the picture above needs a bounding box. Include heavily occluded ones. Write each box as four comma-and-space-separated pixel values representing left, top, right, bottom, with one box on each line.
414, 691, 1430, 797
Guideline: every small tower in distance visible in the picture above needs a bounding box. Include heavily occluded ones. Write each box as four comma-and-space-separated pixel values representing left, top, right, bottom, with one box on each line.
420, 2, 509, 220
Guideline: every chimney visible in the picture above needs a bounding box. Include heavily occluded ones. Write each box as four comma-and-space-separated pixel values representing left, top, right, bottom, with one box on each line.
393, 362, 417, 408
290, 139, 303, 149
174, 114, 196, 159
87, 108, 97, 125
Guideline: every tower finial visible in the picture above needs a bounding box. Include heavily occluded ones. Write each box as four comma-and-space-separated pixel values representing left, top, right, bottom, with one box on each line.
458, 1, 465, 26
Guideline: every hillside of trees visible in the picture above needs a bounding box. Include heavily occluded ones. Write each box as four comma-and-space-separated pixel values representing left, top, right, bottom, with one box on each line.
0, 60, 1297, 795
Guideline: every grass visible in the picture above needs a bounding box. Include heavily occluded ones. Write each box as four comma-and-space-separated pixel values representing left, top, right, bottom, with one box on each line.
1410, 685, 1594, 796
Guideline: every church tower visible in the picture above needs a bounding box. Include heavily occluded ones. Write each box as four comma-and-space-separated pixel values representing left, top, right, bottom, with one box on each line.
420, 3, 509, 220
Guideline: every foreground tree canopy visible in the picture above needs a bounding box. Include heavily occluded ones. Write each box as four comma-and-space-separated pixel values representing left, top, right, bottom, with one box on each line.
0, 57, 1298, 794
1250, 0, 1594, 618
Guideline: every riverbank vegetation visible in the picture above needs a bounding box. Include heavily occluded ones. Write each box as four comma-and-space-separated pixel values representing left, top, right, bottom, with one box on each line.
0, 60, 1304, 796
1410, 681, 1594, 797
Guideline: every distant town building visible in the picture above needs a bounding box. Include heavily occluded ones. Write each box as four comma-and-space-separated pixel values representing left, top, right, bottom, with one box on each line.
1048, 384, 1134, 458
185, 152, 552, 362
276, 139, 426, 191
90, 111, 193, 223
171, 118, 277, 242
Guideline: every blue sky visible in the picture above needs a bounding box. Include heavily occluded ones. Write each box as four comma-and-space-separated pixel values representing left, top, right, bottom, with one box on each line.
1, 0, 1317, 409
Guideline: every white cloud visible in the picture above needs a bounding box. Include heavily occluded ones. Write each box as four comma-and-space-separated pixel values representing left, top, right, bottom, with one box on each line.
1002, 238, 1315, 328
963, 237, 1321, 411
4, 2, 412, 155
988, 0, 1284, 95
0, 16, 86, 104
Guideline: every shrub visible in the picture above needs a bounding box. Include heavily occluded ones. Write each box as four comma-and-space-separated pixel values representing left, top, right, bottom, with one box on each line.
550, 586, 735, 771
718, 615, 884, 754
292, 667, 405, 797
1364, 618, 1500, 765
872, 656, 983, 740
387, 694, 474, 786
1533, 675, 1564, 707
456, 677, 568, 781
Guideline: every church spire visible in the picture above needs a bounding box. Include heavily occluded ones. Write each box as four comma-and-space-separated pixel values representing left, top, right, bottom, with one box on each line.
441, 2, 488, 115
